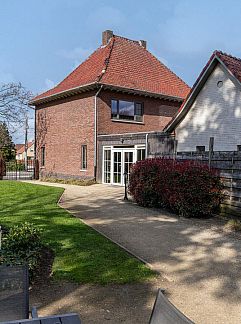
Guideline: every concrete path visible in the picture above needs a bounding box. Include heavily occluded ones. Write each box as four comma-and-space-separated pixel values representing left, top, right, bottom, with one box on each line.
29, 181, 241, 324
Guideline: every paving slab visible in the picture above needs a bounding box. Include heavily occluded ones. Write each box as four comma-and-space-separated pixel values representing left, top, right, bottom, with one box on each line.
27, 181, 241, 324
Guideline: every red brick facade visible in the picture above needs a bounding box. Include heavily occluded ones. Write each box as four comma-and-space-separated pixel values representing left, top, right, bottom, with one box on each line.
35, 89, 181, 179
98, 90, 180, 135
36, 91, 96, 179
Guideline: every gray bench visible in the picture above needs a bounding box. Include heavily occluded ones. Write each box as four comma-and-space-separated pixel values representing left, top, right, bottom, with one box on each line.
0, 313, 81, 324
0, 265, 30, 321
149, 289, 194, 324
0, 265, 81, 324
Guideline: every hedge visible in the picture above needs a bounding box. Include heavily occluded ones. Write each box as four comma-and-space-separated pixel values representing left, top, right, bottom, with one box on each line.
129, 158, 223, 217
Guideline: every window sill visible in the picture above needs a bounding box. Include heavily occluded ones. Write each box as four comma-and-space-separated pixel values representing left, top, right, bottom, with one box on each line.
80, 169, 87, 172
111, 119, 144, 125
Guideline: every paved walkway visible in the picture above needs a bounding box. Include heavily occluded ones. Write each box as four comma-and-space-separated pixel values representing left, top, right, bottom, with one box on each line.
29, 181, 241, 323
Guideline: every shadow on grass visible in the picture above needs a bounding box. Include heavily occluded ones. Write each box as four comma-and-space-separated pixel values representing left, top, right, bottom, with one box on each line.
58, 184, 241, 305
0, 181, 154, 285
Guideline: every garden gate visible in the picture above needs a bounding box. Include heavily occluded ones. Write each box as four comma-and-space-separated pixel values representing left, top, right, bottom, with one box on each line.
0, 159, 39, 180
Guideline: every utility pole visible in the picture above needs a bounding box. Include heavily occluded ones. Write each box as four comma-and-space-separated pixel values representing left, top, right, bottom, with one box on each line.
24, 114, 29, 171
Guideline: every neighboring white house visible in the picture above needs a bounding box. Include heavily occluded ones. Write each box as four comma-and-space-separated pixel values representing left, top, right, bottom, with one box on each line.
165, 51, 241, 152
16, 141, 35, 160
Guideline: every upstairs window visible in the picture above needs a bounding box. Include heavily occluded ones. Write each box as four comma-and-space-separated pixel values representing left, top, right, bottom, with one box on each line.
111, 100, 143, 122
81, 145, 87, 170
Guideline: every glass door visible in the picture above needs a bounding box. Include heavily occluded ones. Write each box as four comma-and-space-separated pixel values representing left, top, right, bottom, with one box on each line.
103, 149, 111, 183
113, 151, 122, 184
124, 151, 134, 183
107, 148, 137, 186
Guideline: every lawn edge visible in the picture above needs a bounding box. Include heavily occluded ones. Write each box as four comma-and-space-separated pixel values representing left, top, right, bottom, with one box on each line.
57, 189, 161, 279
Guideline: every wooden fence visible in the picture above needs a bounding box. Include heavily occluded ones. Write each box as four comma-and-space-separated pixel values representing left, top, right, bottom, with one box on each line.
173, 152, 241, 217
147, 134, 241, 217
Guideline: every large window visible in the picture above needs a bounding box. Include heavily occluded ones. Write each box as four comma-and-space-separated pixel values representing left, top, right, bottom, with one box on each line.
41, 146, 45, 167
111, 100, 143, 122
137, 148, 146, 161
103, 149, 111, 183
81, 145, 87, 170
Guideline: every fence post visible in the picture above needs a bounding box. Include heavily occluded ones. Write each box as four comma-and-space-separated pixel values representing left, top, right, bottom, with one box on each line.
208, 137, 214, 169
173, 139, 178, 161
34, 159, 39, 180
0, 158, 6, 180
0, 159, 2, 180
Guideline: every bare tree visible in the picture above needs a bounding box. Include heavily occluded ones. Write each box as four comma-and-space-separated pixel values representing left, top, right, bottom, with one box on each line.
0, 82, 33, 133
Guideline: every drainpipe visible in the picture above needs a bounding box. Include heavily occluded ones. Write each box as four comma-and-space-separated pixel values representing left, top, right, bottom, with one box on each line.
94, 85, 103, 181
145, 133, 149, 158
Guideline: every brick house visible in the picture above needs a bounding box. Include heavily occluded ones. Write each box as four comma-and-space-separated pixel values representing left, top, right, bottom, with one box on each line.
30, 31, 190, 185
15, 142, 34, 160
165, 51, 241, 152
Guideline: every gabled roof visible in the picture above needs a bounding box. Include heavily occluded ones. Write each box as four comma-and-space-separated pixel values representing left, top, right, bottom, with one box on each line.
16, 142, 34, 154
15, 144, 24, 152
30, 34, 190, 105
164, 50, 241, 133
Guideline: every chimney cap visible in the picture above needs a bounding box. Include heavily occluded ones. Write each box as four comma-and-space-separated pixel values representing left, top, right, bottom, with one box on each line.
102, 30, 114, 46
139, 40, 147, 49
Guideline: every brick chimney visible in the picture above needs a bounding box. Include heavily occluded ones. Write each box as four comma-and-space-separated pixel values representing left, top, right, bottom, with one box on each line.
102, 30, 113, 46
139, 40, 147, 49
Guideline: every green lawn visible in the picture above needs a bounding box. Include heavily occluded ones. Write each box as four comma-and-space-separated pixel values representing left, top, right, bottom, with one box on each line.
0, 181, 154, 284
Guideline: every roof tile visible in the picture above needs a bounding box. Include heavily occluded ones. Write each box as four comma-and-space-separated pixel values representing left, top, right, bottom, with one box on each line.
33, 35, 190, 103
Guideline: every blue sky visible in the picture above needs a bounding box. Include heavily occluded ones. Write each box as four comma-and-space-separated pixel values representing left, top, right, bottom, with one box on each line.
0, 0, 241, 142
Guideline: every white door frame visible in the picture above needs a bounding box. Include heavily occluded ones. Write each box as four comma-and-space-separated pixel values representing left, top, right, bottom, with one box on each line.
102, 145, 145, 186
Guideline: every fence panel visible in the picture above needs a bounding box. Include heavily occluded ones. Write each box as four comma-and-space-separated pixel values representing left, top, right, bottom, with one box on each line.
2, 160, 36, 181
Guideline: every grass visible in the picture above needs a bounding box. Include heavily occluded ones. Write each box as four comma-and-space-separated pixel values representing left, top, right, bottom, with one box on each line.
225, 219, 241, 232
0, 181, 154, 284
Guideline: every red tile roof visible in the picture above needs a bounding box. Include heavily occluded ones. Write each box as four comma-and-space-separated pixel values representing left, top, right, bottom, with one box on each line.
215, 51, 241, 84
164, 50, 241, 132
31, 35, 190, 104
15, 144, 24, 152
16, 142, 34, 154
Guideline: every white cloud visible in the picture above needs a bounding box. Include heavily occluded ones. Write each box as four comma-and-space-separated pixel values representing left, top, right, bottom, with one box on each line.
150, 49, 169, 66
87, 6, 125, 27
58, 47, 93, 61
44, 78, 55, 90
157, 0, 241, 55
0, 71, 15, 84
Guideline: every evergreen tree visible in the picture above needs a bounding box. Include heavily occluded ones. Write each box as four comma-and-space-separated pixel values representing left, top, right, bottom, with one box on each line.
0, 122, 15, 161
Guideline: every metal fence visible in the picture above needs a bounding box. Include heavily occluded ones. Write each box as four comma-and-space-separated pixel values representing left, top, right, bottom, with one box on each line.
1, 159, 36, 181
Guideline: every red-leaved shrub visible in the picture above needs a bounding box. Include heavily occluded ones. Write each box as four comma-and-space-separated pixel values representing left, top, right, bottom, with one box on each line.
129, 158, 223, 217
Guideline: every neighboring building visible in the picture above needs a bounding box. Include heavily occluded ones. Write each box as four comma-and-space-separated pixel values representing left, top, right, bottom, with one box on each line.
165, 51, 241, 152
30, 30, 190, 185
15, 142, 34, 160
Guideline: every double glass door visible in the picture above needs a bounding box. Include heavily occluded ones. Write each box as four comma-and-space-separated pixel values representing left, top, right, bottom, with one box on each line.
113, 150, 134, 185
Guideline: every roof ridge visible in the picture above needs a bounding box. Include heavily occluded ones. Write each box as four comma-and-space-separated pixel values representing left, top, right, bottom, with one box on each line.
39, 45, 107, 98
215, 50, 241, 62
53, 46, 104, 88
96, 36, 116, 82
114, 34, 140, 45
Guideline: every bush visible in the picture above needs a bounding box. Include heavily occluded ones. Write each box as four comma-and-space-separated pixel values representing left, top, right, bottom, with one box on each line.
225, 219, 241, 232
0, 222, 44, 278
6, 161, 25, 171
41, 177, 96, 186
129, 158, 223, 217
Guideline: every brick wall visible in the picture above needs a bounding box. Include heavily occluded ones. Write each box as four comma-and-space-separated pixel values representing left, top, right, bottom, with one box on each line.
36, 91, 95, 179
97, 90, 180, 135
176, 63, 241, 151
35, 89, 182, 180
